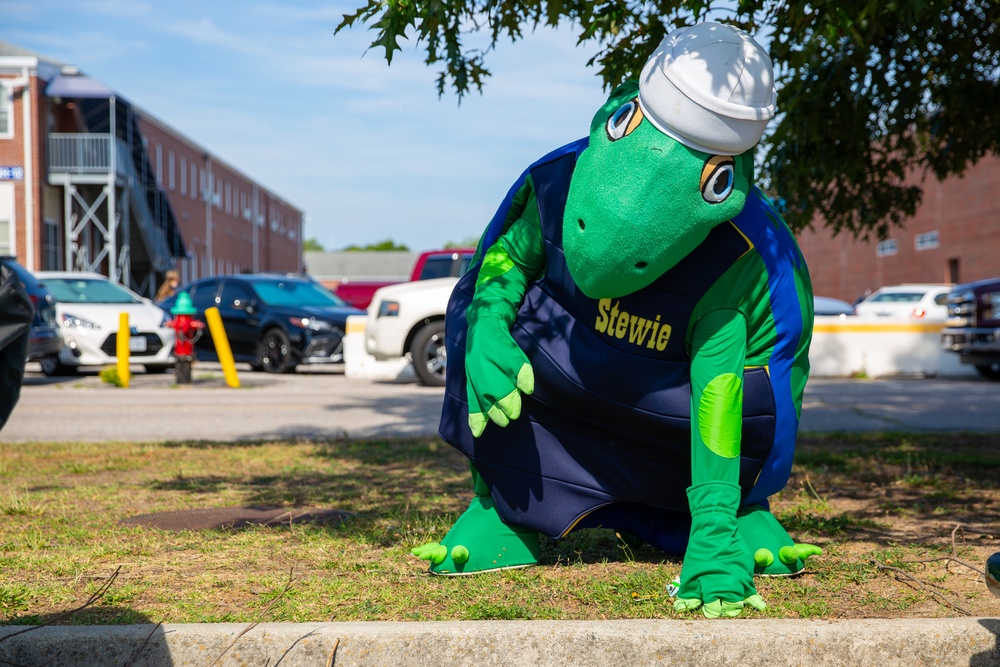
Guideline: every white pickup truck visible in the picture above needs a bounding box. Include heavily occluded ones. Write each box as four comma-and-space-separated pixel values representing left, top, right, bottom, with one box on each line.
365, 277, 460, 386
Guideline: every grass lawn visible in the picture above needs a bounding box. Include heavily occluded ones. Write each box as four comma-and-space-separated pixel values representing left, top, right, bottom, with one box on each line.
0, 432, 997, 624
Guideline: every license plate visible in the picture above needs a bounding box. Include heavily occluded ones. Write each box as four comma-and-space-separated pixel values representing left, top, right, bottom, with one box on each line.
129, 336, 148, 352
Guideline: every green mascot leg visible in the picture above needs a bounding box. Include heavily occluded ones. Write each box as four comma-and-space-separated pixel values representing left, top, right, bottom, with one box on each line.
411, 463, 541, 575
736, 505, 822, 576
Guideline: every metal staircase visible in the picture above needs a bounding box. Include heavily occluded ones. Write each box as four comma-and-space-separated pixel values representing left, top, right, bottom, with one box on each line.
46, 92, 185, 295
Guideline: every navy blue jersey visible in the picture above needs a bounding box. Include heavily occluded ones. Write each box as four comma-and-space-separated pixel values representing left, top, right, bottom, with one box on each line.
439, 142, 804, 555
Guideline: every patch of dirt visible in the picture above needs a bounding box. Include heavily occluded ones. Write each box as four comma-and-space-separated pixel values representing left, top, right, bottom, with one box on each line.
759, 434, 1000, 619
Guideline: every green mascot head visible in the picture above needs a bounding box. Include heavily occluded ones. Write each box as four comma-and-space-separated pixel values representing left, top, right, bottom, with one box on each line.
563, 22, 776, 299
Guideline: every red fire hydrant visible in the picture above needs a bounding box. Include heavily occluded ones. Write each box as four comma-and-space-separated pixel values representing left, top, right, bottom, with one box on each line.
169, 291, 204, 384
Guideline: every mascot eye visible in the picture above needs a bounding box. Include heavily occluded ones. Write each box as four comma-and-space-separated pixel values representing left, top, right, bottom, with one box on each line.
700, 155, 736, 203
606, 99, 643, 141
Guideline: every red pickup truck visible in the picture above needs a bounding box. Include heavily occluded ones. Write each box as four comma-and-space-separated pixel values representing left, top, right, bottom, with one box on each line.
332, 249, 475, 310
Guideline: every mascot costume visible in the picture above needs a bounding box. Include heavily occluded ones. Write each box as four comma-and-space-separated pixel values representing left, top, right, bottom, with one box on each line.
413, 21, 821, 618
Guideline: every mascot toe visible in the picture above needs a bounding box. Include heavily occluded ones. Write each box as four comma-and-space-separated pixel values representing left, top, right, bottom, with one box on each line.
413, 21, 821, 618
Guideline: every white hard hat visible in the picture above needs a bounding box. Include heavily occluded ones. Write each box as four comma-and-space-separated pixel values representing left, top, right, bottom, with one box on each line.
637, 22, 776, 155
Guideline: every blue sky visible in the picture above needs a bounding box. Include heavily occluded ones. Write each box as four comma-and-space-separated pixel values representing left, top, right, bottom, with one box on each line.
5, 0, 609, 252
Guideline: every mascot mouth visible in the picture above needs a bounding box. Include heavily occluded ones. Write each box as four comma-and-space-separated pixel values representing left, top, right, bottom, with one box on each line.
565, 220, 657, 299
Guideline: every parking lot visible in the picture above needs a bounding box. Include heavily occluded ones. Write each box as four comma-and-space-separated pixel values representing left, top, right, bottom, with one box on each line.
6, 362, 1000, 443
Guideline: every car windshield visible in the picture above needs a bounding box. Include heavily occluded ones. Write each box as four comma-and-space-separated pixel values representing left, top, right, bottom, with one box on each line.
251, 280, 348, 307
869, 292, 924, 303
43, 277, 143, 304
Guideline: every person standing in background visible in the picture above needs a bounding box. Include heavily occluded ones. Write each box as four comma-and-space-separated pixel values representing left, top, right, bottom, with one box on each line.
155, 270, 180, 302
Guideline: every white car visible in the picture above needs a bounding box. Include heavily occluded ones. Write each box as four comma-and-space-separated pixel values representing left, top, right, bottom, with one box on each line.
854, 283, 952, 320
814, 295, 854, 317
35, 271, 175, 376
365, 277, 459, 386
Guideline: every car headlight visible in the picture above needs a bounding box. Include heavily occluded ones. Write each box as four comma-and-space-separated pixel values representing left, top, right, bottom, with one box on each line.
378, 301, 400, 317
61, 312, 101, 329
289, 317, 333, 331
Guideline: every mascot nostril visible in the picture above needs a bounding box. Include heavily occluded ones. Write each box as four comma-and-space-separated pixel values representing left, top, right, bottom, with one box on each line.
417, 21, 818, 619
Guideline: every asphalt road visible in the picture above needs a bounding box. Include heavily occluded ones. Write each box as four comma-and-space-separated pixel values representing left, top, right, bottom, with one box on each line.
4, 363, 1000, 443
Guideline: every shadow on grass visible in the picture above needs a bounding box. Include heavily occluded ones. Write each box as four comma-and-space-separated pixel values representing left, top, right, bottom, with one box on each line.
144, 437, 680, 567
148, 441, 468, 507
783, 433, 1000, 543
3, 606, 155, 626
145, 432, 999, 567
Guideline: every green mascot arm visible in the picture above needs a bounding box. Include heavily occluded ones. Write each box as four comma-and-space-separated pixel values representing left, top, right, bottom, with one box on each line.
465, 201, 546, 437
674, 308, 765, 618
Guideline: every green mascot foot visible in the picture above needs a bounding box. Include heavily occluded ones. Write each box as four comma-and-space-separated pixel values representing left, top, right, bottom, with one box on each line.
737, 505, 822, 577
411, 495, 540, 575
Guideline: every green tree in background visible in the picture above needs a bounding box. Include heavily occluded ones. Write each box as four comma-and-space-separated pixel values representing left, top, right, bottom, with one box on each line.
342, 239, 411, 251
303, 237, 326, 252
336, 1, 1000, 240
445, 236, 482, 250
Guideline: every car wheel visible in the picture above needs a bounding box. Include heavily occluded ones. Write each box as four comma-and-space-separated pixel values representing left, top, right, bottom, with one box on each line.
39, 355, 73, 377
974, 363, 1000, 380
257, 328, 295, 374
409, 320, 447, 387
144, 365, 170, 374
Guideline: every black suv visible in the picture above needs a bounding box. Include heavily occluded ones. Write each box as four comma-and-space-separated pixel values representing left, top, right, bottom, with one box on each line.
158, 274, 364, 373
0, 256, 63, 368
941, 277, 1000, 379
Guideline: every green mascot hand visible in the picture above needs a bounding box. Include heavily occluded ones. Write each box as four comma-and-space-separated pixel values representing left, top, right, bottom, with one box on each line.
674, 481, 765, 618
465, 312, 535, 437
464, 221, 545, 439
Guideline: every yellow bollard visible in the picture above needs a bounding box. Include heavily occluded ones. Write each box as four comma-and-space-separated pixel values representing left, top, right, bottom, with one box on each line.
204, 306, 240, 388
116, 312, 130, 388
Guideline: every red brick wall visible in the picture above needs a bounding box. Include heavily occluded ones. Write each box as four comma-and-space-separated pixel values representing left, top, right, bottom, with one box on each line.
796, 154, 1000, 303
3, 70, 302, 280
0, 73, 39, 266
138, 114, 303, 279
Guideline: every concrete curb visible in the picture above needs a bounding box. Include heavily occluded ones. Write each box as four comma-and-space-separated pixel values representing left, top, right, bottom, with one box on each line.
0, 618, 997, 666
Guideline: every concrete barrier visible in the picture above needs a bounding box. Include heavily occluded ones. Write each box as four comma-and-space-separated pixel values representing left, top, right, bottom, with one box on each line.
343, 315, 415, 381
811, 316, 976, 378
344, 314, 978, 381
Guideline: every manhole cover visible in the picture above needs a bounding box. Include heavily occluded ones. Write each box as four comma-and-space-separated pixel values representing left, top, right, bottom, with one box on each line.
120, 507, 350, 532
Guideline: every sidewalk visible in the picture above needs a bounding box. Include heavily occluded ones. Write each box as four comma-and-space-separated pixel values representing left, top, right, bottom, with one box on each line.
1, 619, 997, 666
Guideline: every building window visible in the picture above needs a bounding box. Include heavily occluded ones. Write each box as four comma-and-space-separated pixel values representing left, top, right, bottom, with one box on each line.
168, 150, 175, 190
0, 84, 11, 138
191, 164, 197, 200
0, 218, 10, 255
915, 230, 940, 251
43, 218, 62, 270
876, 239, 898, 257
180, 157, 187, 195
155, 144, 162, 184
0, 183, 13, 255
225, 182, 231, 214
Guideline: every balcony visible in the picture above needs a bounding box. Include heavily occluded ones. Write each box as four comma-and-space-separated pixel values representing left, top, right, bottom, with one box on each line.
47, 133, 130, 180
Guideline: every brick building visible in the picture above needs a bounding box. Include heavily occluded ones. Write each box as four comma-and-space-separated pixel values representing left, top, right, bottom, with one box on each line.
796, 154, 1000, 304
0, 40, 303, 296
